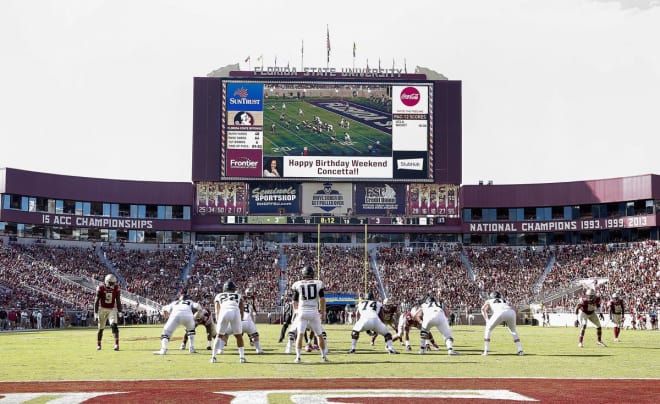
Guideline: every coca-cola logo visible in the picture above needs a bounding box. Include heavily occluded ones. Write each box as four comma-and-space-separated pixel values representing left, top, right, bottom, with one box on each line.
400, 87, 420, 107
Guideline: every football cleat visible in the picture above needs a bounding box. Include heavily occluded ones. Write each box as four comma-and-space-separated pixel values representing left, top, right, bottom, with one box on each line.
405, 345, 412, 352
448, 349, 459, 355
387, 348, 399, 354
153, 349, 167, 355
206, 345, 212, 350
597, 341, 607, 347
284, 346, 291, 354
294, 357, 301, 363
321, 356, 329, 362
189, 348, 197, 354
614, 338, 620, 342
481, 351, 489, 356
431, 344, 441, 351
96, 345, 101, 351
210, 356, 217, 363
578, 342, 583, 348
518, 351, 525, 356
239, 357, 246, 363
419, 348, 426, 355
179, 343, 186, 350
113, 345, 119, 351
305, 345, 313, 352
347, 348, 356, 354
256, 350, 264, 354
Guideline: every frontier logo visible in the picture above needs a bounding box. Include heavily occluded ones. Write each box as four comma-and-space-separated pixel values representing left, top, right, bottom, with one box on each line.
399, 86, 420, 107
230, 158, 259, 169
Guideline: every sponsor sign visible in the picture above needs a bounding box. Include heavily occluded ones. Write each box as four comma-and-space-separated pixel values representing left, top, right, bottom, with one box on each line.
301, 182, 352, 215
354, 183, 406, 215
248, 182, 300, 214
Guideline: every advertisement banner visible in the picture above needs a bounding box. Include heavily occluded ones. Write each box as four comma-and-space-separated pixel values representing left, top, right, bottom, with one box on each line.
301, 182, 353, 216
354, 183, 406, 215
248, 182, 300, 214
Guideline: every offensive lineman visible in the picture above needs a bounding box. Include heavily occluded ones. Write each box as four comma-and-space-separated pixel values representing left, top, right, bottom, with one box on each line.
348, 292, 398, 354
153, 292, 201, 355
415, 294, 458, 355
180, 305, 216, 351
480, 291, 524, 356
291, 265, 328, 363
94, 274, 123, 351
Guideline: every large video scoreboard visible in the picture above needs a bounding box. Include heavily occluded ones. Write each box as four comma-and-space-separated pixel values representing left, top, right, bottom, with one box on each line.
192, 70, 462, 185
191, 69, 462, 224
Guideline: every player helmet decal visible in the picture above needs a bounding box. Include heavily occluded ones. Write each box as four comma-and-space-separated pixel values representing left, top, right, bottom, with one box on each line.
612, 292, 619, 299
245, 287, 254, 297
302, 265, 314, 279
104, 274, 117, 288
365, 291, 375, 300
585, 288, 595, 297
382, 298, 389, 305
490, 291, 501, 299
223, 279, 236, 292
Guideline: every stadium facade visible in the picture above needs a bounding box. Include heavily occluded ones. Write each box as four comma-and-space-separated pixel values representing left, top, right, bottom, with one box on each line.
1, 68, 659, 246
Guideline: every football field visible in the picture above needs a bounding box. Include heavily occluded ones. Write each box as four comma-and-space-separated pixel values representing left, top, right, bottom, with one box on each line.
1, 324, 659, 403
262, 98, 392, 157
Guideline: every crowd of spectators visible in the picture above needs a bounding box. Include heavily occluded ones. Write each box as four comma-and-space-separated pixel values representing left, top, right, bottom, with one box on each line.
1, 239, 658, 332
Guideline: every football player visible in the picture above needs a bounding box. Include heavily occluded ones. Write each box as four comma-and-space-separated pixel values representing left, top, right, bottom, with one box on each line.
241, 287, 264, 354
153, 291, 201, 355
415, 294, 458, 355
397, 309, 440, 351
607, 292, 625, 342
180, 306, 216, 351
291, 266, 328, 363
369, 298, 400, 347
575, 288, 607, 348
94, 274, 123, 351
348, 292, 398, 354
211, 279, 246, 363
480, 291, 524, 356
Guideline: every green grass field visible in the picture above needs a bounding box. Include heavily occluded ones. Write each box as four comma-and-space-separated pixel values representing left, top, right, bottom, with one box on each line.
1, 324, 658, 381
262, 99, 392, 157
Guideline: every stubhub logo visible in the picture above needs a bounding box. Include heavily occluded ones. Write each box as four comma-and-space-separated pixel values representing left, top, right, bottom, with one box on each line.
397, 158, 423, 170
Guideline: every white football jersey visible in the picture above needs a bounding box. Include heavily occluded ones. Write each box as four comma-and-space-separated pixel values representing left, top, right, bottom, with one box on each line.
486, 297, 513, 312
163, 299, 200, 316
357, 299, 381, 319
291, 279, 325, 313
214, 292, 242, 311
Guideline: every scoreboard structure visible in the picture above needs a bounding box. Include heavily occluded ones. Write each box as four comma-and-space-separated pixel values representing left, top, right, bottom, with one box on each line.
191, 69, 462, 228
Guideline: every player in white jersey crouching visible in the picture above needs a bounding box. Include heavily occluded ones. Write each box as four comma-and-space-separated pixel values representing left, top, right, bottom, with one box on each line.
481, 291, 524, 356
414, 294, 458, 355
348, 292, 398, 354
153, 291, 200, 355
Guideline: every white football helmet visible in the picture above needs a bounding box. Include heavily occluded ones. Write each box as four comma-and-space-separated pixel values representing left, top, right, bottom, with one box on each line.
104, 274, 118, 288
585, 288, 595, 297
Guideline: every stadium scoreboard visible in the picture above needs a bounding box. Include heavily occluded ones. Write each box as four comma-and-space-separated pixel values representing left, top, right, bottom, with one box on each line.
222, 215, 438, 225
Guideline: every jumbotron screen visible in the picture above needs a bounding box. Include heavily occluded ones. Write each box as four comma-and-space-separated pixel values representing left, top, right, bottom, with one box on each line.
192, 73, 461, 185
220, 80, 433, 182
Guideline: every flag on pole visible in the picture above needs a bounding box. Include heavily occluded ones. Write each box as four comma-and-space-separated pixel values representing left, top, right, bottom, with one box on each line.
301, 40, 304, 57
353, 42, 356, 58
244, 56, 250, 63
326, 25, 331, 64
378, 58, 381, 69
404, 58, 407, 74
257, 54, 263, 61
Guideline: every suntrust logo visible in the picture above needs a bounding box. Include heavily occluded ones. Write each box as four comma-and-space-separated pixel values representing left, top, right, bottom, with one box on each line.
400, 87, 420, 107
230, 158, 259, 169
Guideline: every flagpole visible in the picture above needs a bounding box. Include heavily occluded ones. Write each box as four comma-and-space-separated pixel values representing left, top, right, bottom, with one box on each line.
326, 25, 330, 69
301, 39, 304, 71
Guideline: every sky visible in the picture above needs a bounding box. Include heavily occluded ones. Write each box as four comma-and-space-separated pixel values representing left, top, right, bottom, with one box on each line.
1, 0, 658, 185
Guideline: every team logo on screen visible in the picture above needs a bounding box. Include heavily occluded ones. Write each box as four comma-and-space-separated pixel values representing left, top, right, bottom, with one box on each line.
399, 87, 421, 107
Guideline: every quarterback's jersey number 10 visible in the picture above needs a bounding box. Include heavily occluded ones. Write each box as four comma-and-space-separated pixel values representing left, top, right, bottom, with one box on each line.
300, 283, 318, 300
